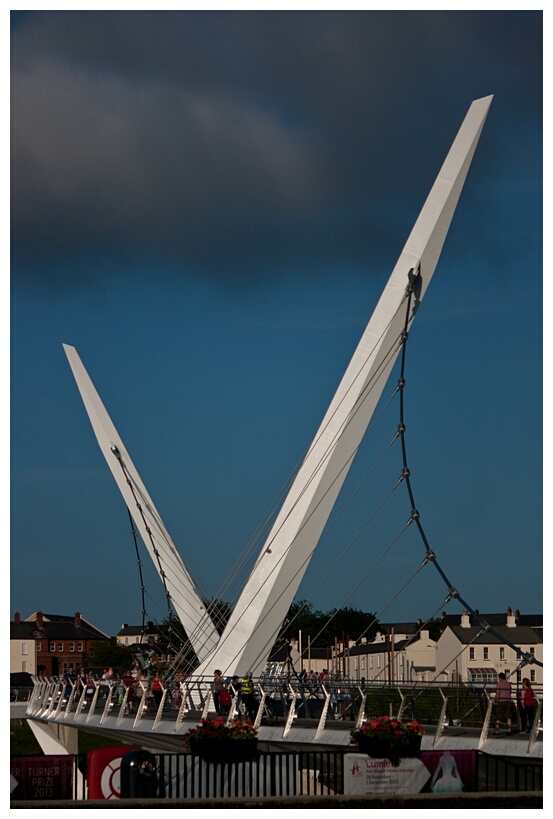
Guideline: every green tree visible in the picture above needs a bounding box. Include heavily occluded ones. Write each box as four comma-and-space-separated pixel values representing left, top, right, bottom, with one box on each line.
85, 638, 136, 673
279, 601, 379, 648
425, 617, 446, 642
317, 607, 379, 647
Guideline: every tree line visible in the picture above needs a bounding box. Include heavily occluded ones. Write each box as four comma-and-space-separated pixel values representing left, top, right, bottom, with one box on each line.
86, 600, 443, 671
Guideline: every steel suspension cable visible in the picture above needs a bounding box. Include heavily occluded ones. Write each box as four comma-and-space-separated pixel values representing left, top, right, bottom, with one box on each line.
126, 506, 147, 642
395, 268, 541, 670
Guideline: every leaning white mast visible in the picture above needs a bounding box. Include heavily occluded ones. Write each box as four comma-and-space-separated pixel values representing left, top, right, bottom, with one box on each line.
196, 95, 493, 677
63, 344, 220, 662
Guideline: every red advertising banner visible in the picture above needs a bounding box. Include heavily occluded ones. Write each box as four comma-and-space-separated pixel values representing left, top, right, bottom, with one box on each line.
11, 755, 74, 801
344, 749, 476, 795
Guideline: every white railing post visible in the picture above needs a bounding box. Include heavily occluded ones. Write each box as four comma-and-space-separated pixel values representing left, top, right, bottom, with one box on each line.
479, 690, 494, 748
282, 683, 301, 738
153, 686, 168, 730
315, 685, 331, 740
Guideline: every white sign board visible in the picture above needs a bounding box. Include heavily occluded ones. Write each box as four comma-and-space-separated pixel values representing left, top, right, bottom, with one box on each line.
344, 753, 431, 795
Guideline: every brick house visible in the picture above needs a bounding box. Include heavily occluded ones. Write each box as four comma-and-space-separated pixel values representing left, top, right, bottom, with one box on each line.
10, 611, 109, 676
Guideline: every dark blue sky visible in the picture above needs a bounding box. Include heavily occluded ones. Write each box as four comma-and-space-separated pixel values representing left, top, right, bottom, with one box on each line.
11, 11, 542, 638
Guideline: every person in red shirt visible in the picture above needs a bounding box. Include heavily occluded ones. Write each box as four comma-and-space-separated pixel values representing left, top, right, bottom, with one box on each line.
518, 678, 536, 733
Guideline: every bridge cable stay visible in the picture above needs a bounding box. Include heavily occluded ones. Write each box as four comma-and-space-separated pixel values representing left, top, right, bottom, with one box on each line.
190, 289, 415, 639
114, 449, 239, 654
178, 298, 419, 672
126, 506, 147, 643
260, 432, 404, 652
123, 506, 196, 667
181, 349, 413, 673
112, 449, 187, 659
197, 393, 401, 669
158, 292, 416, 676
166, 419, 404, 678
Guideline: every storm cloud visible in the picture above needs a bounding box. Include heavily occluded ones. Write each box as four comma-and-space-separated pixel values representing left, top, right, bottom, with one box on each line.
11, 11, 542, 289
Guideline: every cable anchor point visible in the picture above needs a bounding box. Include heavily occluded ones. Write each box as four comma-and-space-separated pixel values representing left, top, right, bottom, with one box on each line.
405, 266, 421, 295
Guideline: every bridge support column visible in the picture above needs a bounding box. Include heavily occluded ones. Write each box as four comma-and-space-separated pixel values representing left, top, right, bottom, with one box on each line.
28, 719, 79, 755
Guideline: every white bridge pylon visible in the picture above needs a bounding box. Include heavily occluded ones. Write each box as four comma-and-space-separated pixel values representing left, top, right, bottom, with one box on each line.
63, 344, 220, 662
64, 96, 492, 680
196, 95, 493, 677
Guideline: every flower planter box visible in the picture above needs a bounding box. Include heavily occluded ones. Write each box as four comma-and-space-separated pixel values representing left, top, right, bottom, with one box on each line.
189, 737, 258, 762
352, 716, 424, 766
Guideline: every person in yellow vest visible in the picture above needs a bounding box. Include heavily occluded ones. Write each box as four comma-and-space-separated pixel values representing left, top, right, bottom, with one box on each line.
241, 673, 257, 721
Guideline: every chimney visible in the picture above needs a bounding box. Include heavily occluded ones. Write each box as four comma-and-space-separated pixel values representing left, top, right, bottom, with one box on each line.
36, 611, 44, 629
461, 611, 471, 628
14, 612, 20, 624
74, 612, 81, 628
506, 608, 516, 628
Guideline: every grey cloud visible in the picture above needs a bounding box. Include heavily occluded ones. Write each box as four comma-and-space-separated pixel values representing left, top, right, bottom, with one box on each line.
11, 10, 542, 290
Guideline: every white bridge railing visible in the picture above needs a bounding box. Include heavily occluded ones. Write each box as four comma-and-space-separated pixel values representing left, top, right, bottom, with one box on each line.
21, 674, 543, 754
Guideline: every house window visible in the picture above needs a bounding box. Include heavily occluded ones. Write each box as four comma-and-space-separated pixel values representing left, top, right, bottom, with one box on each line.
69, 643, 75, 652
78, 643, 83, 652
469, 669, 497, 683
483, 647, 489, 661
36, 643, 41, 652
22, 661, 27, 672
361, 657, 365, 670
529, 647, 535, 655
500, 647, 505, 661
469, 647, 475, 660
369, 657, 373, 669
50, 642, 55, 652
58, 643, 63, 652
377, 656, 381, 668
530, 670, 536, 683
22, 643, 28, 655
516, 670, 522, 683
